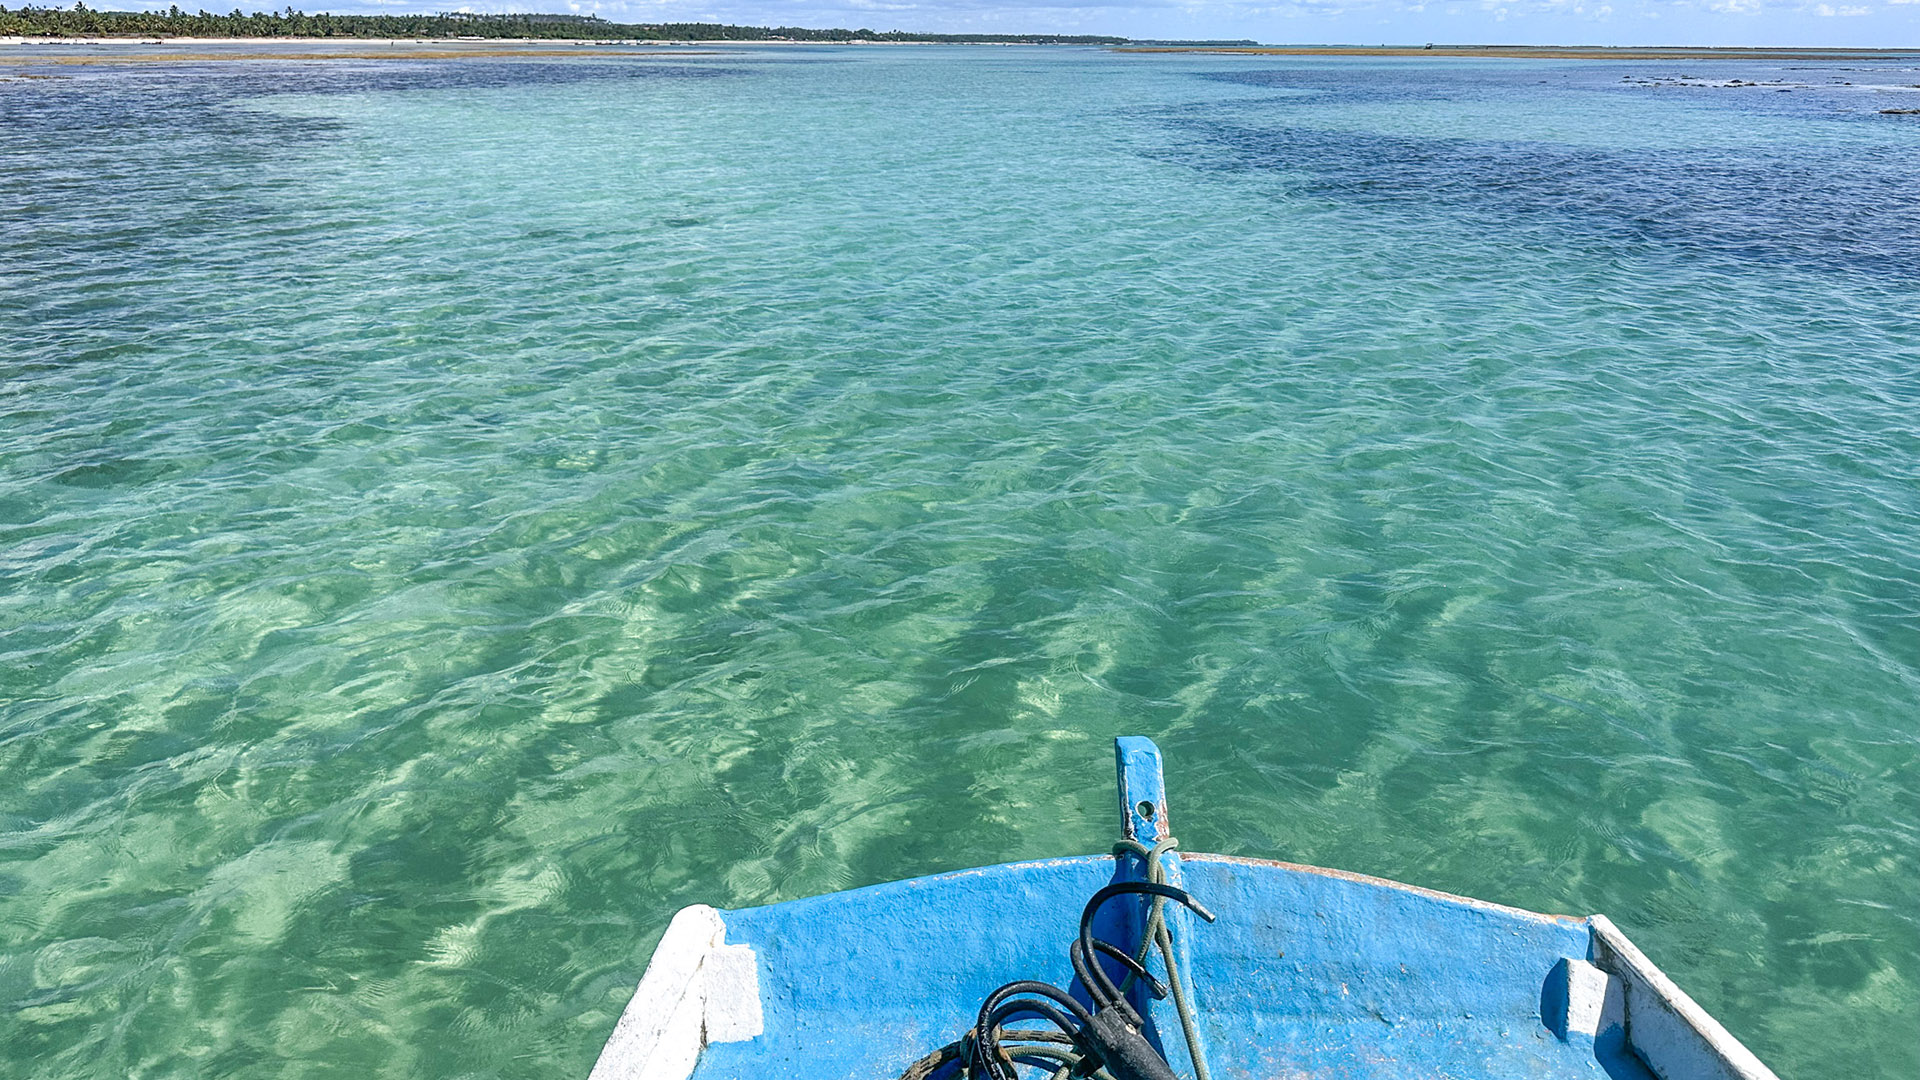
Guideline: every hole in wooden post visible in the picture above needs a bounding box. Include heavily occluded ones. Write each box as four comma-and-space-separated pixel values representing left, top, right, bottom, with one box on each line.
1137, 800, 1156, 822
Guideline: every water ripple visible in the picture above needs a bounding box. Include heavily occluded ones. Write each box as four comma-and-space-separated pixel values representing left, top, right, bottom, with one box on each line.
1, 46, 1915, 1080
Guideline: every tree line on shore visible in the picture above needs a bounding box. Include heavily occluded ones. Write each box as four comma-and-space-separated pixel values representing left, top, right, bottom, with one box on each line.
0, 3, 1131, 42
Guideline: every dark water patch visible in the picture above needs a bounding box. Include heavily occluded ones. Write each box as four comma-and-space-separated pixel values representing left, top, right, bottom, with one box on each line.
1200, 65, 1459, 104
0, 59, 740, 237
1163, 67, 1920, 281
0, 58, 734, 119
49, 457, 176, 490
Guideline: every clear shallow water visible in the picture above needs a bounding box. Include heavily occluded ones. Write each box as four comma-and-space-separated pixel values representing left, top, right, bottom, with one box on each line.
3, 44, 1917, 1079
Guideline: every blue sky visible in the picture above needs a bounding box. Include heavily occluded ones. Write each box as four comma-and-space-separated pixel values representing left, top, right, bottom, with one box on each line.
142, 0, 1920, 49
687, 0, 1910, 47
565, 0, 1920, 47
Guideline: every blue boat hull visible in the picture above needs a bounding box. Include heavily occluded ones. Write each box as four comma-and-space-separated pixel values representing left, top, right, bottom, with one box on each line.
591, 741, 1777, 1080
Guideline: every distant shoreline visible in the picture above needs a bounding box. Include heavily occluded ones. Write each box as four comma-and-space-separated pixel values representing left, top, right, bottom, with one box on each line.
0, 10, 1130, 47
1, 37, 730, 50
1, 45, 727, 63
0, 37, 1139, 64
10, 37, 1087, 48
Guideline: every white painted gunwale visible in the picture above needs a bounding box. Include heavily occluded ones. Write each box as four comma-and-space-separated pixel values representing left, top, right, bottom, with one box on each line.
590, 905, 761, 1080
1589, 914, 1782, 1080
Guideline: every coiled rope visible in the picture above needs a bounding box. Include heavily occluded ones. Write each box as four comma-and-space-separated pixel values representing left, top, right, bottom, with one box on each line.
897, 837, 1213, 1080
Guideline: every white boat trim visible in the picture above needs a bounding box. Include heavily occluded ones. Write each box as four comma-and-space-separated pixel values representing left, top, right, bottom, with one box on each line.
589, 904, 761, 1080
1589, 914, 1781, 1080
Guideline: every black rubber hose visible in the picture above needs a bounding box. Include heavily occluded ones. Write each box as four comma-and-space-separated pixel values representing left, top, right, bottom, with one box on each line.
973, 979, 1095, 1038
1070, 938, 1139, 1027
979, 999, 1085, 1080
971, 978, 1096, 1079
985, 997, 1083, 1041
1090, 938, 1167, 999
1075, 882, 1215, 1027
1069, 935, 1116, 1012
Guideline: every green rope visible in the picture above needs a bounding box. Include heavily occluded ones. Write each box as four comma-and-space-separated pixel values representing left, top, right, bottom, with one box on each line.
967, 1038, 1116, 1080
1111, 837, 1212, 1080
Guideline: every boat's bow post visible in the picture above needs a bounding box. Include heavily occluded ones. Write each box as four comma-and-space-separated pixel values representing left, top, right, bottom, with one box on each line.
1113, 737, 1211, 1079
1115, 736, 1179, 884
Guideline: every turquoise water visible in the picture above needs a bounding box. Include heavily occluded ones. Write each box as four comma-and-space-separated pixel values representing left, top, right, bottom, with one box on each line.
4, 44, 1918, 1079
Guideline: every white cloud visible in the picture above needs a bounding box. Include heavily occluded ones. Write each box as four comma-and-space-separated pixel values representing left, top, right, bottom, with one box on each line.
1814, 2, 1870, 11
